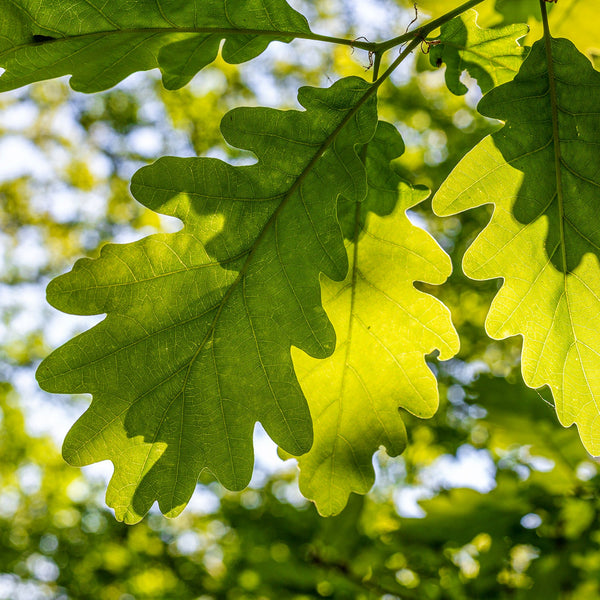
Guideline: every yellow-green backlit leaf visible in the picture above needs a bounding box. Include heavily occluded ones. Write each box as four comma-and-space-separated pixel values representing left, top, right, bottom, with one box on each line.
434, 39, 600, 454
290, 123, 459, 515
430, 10, 528, 95
495, 0, 600, 63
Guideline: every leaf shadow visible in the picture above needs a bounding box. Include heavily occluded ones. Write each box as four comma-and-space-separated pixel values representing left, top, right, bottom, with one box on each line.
478, 39, 600, 274
432, 15, 495, 96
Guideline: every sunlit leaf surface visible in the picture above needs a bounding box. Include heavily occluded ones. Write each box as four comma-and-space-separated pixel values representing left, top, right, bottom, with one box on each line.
289, 122, 459, 515
37, 77, 378, 522
430, 9, 528, 95
0, 0, 311, 91
434, 38, 600, 454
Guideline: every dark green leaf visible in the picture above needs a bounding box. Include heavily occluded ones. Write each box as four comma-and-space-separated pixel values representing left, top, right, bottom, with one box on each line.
36, 76, 378, 523
0, 0, 311, 92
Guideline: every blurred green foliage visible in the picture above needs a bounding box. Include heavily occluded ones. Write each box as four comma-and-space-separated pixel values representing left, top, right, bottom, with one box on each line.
2, 372, 600, 599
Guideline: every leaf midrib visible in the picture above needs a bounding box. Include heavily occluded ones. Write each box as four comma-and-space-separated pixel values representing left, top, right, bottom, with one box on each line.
541, 30, 567, 276
56, 81, 382, 483
176, 81, 380, 425
540, 9, 598, 417
0, 27, 297, 58
0, 26, 373, 61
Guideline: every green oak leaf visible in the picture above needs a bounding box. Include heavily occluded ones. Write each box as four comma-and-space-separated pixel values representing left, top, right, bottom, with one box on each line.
537, 1, 599, 63
493, 0, 540, 26
286, 122, 459, 516
430, 9, 529, 95
36, 76, 378, 523
434, 38, 600, 454
0, 0, 311, 92
495, 0, 599, 63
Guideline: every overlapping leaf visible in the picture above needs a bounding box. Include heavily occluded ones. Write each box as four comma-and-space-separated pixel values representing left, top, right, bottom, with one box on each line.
430, 9, 528, 95
418, 0, 600, 64
434, 39, 600, 454
534, 2, 599, 67
286, 122, 459, 516
36, 76, 379, 523
495, 0, 599, 63
0, 0, 311, 92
